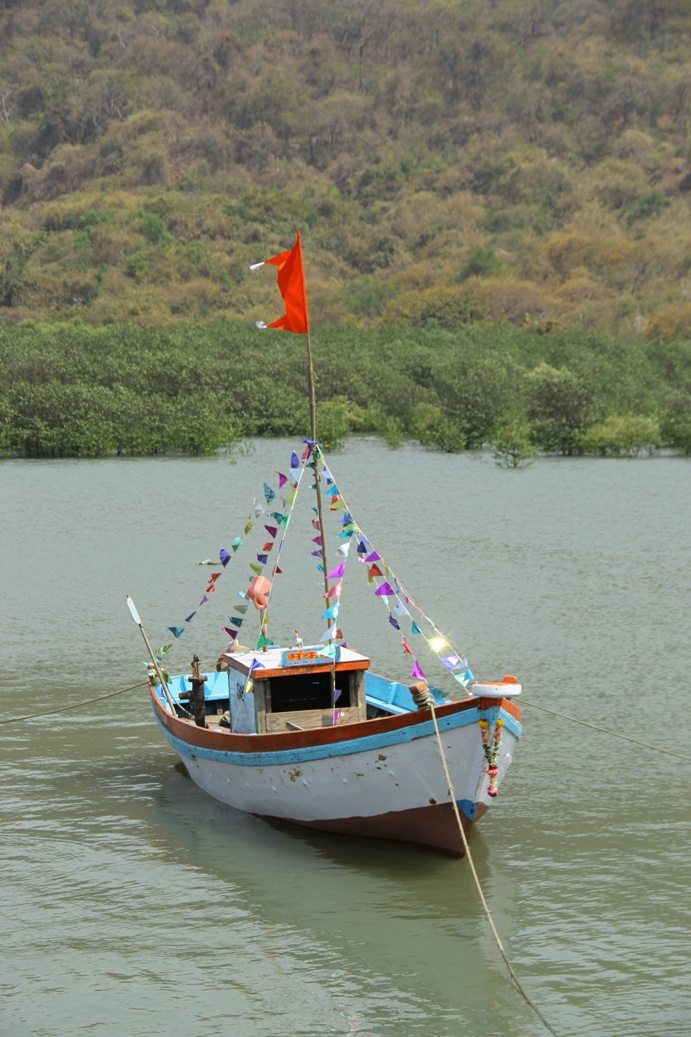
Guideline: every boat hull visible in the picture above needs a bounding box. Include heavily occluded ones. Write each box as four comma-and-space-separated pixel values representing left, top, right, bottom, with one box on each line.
151, 687, 521, 856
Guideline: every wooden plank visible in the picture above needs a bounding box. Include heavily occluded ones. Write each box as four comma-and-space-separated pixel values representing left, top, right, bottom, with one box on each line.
264, 705, 363, 733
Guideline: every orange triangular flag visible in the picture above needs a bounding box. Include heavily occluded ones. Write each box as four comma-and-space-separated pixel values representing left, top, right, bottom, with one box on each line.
261, 231, 310, 334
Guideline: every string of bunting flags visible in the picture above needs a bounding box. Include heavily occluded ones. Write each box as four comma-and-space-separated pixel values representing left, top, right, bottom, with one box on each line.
160, 447, 306, 658
311, 446, 475, 691
157, 440, 474, 690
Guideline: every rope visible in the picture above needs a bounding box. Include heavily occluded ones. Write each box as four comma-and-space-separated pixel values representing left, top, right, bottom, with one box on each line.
428, 701, 560, 1037
0, 680, 149, 724
522, 698, 691, 763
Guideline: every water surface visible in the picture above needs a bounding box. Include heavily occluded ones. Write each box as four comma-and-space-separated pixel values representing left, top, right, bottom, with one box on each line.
1, 441, 689, 1037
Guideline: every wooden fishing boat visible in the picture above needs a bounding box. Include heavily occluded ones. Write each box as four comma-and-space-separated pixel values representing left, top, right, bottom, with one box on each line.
146, 647, 522, 855
129, 233, 522, 856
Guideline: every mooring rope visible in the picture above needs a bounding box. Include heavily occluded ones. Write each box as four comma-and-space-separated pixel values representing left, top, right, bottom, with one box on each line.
522, 698, 691, 763
428, 701, 560, 1037
0, 680, 149, 724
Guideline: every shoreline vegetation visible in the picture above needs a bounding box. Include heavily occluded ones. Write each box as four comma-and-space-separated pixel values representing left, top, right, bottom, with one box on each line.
1, 319, 689, 461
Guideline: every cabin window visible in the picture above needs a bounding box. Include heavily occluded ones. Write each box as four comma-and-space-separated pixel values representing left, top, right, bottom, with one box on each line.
268, 671, 353, 713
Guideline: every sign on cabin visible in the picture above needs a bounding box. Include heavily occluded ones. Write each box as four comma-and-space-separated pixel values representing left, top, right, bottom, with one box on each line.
281, 646, 341, 667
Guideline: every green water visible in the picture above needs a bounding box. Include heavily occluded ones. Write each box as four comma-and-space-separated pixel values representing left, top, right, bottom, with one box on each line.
1, 440, 689, 1037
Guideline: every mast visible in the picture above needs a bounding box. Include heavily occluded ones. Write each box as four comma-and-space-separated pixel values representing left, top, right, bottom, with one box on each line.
254, 231, 337, 702
306, 330, 330, 597
306, 329, 337, 709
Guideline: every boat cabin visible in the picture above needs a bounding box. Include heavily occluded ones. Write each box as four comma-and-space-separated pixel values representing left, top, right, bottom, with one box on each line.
174, 645, 371, 734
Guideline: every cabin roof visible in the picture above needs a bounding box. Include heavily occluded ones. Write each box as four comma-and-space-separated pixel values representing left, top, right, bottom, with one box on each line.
221, 644, 370, 678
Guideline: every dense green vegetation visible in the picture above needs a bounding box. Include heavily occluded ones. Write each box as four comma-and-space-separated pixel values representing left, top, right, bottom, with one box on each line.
2, 0, 691, 339
2, 320, 689, 457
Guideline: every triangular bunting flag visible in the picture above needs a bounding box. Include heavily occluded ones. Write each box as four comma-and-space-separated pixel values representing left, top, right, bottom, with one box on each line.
441, 655, 461, 670
326, 563, 346, 579
167, 626, 184, 639
411, 661, 426, 681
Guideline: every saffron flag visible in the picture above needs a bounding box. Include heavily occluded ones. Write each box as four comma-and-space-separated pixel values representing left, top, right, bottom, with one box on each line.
253, 231, 310, 334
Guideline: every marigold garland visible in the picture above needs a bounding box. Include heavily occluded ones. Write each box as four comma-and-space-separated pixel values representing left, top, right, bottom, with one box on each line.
480, 717, 504, 797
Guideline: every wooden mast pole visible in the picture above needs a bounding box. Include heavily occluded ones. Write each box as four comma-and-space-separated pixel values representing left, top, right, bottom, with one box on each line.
306, 324, 338, 713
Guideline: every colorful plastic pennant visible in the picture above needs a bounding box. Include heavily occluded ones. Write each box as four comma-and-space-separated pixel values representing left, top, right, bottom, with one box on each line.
389, 614, 400, 630
411, 661, 426, 680
167, 626, 184, 639
375, 581, 394, 596
219, 549, 231, 566
324, 581, 342, 599
326, 563, 346, 579
401, 636, 413, 655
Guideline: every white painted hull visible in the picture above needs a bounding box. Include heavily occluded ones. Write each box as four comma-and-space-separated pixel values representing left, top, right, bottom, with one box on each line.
152, 688, 521, 855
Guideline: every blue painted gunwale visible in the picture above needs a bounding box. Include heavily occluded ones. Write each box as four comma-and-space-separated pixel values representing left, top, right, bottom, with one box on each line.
152, 692, 521, 768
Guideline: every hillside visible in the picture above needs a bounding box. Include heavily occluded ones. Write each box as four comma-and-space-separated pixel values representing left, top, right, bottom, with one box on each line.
2, 0, 691, 339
